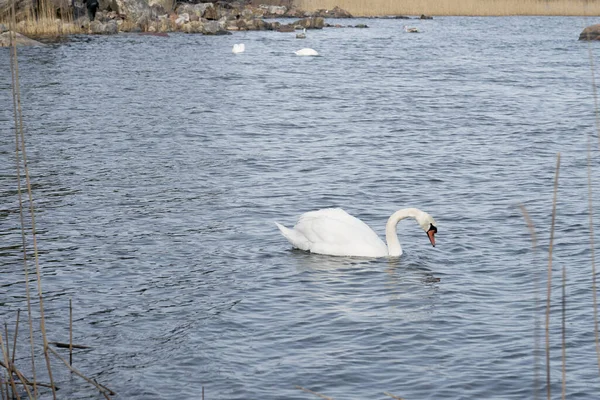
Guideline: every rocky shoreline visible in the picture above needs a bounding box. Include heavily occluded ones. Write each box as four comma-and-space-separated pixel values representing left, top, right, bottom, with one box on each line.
0, 0, 436, 44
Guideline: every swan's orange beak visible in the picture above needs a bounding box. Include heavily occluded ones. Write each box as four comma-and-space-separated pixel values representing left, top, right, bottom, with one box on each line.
427, 229, 436, 247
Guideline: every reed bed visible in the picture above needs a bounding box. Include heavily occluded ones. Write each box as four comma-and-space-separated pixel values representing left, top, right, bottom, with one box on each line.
295, 0, 600, 16
1, 7, 114, 397
0, 0, 84, 38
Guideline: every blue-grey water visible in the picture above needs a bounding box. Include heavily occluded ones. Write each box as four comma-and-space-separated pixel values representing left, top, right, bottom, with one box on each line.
2, 16, 600, 399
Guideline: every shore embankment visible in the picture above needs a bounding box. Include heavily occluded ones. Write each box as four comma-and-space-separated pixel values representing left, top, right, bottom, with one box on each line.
297, 0, 600, 16
0, 0, 368, 41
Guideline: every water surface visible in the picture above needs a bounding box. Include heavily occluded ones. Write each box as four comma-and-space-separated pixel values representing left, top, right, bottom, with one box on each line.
1, 16, 600, 399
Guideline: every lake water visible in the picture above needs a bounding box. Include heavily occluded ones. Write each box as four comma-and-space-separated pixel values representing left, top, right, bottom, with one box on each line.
2, 15, 600, 399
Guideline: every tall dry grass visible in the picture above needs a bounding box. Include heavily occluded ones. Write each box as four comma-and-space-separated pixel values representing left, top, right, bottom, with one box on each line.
295, 0, 600, 16
0, 0, 84, 37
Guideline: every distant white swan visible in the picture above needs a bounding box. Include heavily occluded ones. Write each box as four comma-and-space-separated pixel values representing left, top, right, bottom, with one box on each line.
275, 208, 437, 257
404, 25, 419, 33
295, 48, 318, 56
296, 28, 306, 39
232, 43, 245, 54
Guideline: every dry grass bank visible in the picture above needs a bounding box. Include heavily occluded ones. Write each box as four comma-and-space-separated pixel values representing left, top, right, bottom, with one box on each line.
295, 0, 600, 16
0, 0, 84, 37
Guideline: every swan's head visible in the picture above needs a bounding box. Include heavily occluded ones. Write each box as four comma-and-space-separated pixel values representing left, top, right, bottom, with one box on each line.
416, 211, 437, 247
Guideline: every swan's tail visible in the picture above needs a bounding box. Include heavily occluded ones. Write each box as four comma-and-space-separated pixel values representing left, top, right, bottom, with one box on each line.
274, 222, 310, 251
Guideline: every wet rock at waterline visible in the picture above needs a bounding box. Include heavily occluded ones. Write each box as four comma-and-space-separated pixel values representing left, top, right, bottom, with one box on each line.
579, 24, 600, 40
0, 31, 44, 46
89, 19, 118, 34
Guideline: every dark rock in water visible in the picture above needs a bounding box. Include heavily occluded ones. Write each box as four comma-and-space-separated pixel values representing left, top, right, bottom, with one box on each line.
201, 20, 229, 34
579, 24, 600, 40
293, 17, 325, 29
420, 14, 433, 19
354, 24, 368, 28
278, 24, 294, 32
311, 6, 352, 18
0, 31, 44, 46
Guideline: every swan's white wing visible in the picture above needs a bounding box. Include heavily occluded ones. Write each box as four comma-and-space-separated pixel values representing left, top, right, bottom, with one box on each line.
292, 208, 388, 257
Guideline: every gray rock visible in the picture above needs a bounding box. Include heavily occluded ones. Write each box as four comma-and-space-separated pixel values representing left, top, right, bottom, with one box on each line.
580, 24, 600, 40
89, 20, 105, 33
89, 19, 118, 34
109, 0, 151, 21
0, 23, 8, 33
176, 3, 212, 17
293, 17, 325, 29
0, 31, 44, 46
105, 20, 119, 33
201, 20, 220, 34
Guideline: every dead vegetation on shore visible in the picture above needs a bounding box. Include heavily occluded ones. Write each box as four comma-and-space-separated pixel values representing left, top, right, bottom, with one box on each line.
297, 0, 600, 16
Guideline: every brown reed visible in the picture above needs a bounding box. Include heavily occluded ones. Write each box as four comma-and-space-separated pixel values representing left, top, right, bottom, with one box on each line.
295, 385, 334, 400
547, 153, 560, 400
0, 0, 84, 37
8, 5, 39, 397
585, 23, 600, 376
296, 0, 600, 16
519, 205, 541, 400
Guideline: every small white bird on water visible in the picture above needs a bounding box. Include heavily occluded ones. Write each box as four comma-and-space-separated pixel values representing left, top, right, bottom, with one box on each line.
295, 48, 318, 56
404, 25, 419, 33
232, 43, 245, 54
296, 28, 306, 39
275, 207, 437, 257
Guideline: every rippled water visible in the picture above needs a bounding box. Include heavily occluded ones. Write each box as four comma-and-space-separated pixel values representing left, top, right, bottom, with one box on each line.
2, 16, 600, 399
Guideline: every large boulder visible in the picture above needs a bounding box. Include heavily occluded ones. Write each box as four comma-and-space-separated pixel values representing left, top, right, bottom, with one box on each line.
89, 19, 118, 33
580, 24, 600, 40
293, 17, 325, 29
201, 20, 229, 34
0, 31, 44, 46
176, 2, 211, 17
312, 6, 352, 18
107, 0, 151, 21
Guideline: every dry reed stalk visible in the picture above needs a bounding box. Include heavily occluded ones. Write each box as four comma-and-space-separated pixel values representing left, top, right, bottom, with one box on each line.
545, 153, 560, 400
296, 0, 600, 16
519, 205, 541, 399
69, 299, 73, 366
11, 310, 20, 366
585, 17, 600, 378
47, 347, 115, 399
3, 326, 8, 370
0, 331, 20, 400
1, 360, 39, 400
0, 372, 5, 400
383, 392, 405, 399
12, 0, 56, 400
561, 227, 566, 400
9, 0, 57, 395
8, 6, 38, 398
9, 10, 39, 400
295, 385, 334, 400
0, 0, 84, 38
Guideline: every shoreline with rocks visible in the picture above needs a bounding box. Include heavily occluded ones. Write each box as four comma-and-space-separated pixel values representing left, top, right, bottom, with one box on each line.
0, 1, 435, 45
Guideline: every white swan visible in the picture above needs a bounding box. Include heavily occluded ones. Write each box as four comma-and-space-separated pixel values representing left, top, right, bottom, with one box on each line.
275, 208, 437, 257
232, 43, 245, 54
296, 28, 306, 39
403, 25, 419, 33
295, 48, 318, 56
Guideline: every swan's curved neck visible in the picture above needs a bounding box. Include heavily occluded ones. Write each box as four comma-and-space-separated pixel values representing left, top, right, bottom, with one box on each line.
385, 208, 422, 256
